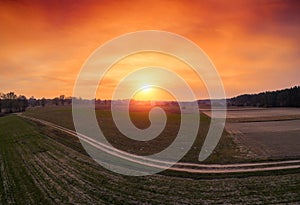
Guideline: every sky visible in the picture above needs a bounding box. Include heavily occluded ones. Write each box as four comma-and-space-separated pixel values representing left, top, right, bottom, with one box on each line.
0, 0, 299, 100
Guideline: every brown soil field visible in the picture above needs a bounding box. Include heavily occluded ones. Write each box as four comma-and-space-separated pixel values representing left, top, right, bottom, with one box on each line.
203, 107, 300, 121
224, 108, 300, 160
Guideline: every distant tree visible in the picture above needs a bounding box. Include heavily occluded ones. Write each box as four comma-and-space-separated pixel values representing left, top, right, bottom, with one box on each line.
17, 95, 28, 112
53, 97, 59, 106
36, 99, 41, 106
60, 95, 65, 105
29, 96, 37, 107
41, 98, 46, 107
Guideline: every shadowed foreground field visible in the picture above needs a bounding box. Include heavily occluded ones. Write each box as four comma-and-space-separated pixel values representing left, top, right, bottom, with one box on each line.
0, 108, 299, 204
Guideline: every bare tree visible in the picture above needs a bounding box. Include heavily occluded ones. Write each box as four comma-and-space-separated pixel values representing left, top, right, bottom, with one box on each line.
1, 92, 17, 113
60, 95, 65, 106
41, 98, 46, 107
0, 92, 28, 113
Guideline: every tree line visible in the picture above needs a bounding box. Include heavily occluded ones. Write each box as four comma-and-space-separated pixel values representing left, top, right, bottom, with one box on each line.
0, 92, 72, 114
0, 92, 28, 113
1, 86, 299, 114
229, 86, 300, 107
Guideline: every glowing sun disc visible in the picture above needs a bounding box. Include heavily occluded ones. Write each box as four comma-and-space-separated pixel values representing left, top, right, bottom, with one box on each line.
141, 86, 152, 93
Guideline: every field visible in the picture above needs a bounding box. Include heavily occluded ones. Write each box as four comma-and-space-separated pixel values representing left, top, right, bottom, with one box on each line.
25, 106, 241, 164
217, 107, 300, 160
0, 106, 299, 204
202, 107, 300, 122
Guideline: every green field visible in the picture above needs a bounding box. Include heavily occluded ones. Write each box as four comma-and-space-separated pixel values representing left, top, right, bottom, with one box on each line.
0, 108, 299, 204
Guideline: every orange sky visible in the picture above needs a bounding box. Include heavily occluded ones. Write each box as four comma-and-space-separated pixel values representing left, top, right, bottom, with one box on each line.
0, 0, 299, 99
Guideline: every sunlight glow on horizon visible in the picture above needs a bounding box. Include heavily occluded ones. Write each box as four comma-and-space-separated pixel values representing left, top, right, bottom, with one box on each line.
95, 52, 208, 101
132, 86, 178, 102
134, 86, 154, 101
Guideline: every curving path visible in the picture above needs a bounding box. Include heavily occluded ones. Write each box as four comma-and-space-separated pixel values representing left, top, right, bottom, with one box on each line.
19, 114, 300, 174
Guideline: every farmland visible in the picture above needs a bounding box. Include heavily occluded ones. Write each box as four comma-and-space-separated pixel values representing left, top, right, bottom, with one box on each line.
0, 106, 299, 204
25, 106, 241, 164
218, 107, 300, 160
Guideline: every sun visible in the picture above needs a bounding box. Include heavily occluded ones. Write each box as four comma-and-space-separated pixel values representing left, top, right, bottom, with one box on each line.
133, 85, 177, 101
134, 85, 154, 101
141, 85, 152, 93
